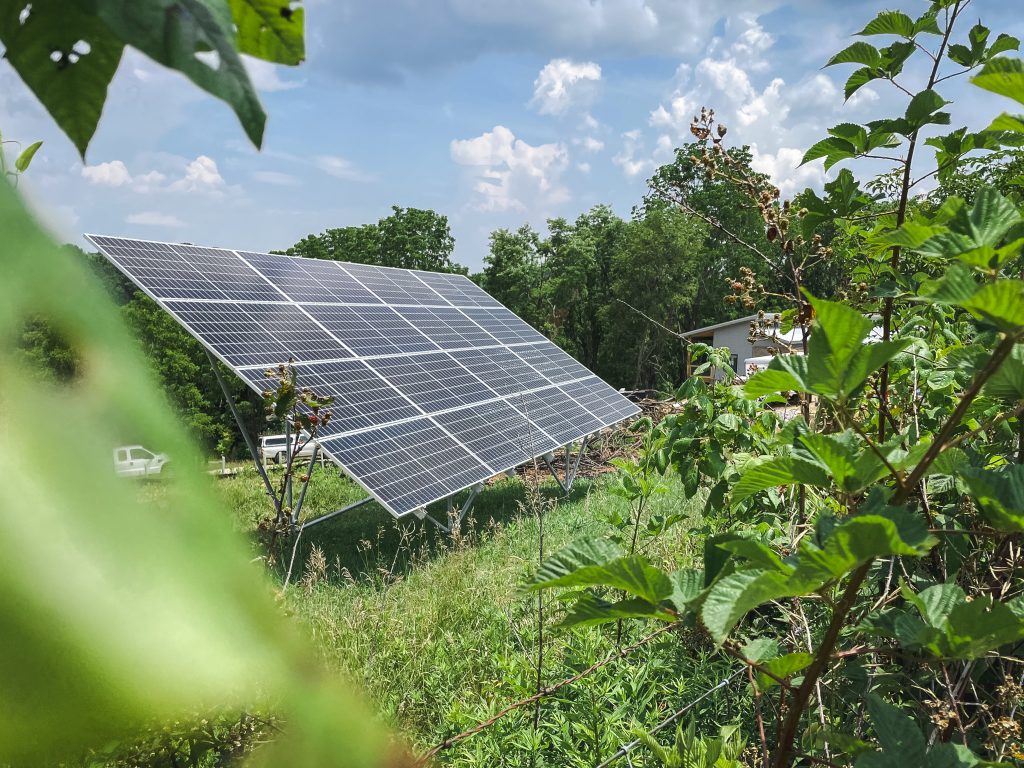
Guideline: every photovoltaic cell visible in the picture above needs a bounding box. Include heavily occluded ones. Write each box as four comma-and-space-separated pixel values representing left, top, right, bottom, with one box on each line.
434, 400, 557, 474
461, 307, 549, 345
239, 359, 421, 435
320, 419, 489, 513
238, 251, 381, 304
449, 347, 550, 396
508, 386, 604, 447
369, 352, 498, 412
412, 271, 504, 308
394, 306, 498, 349
512, 342, 594, 384
340, 262, 448, 306
85, 234, 640, 518
559, 377, 639, 425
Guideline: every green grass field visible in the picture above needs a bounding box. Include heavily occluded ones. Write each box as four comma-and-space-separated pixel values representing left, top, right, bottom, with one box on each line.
194, 464, 749, 766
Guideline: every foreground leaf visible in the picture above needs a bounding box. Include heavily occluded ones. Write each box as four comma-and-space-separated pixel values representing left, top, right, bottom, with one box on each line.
0, 178, 393, 764
0, 0, 124, 157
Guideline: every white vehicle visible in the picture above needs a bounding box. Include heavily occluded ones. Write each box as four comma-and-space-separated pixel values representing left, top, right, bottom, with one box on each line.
259, 433, 318, 465
113, 445, 171, 477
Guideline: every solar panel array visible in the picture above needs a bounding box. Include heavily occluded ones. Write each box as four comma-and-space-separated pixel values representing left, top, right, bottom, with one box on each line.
86, 235, 640, 517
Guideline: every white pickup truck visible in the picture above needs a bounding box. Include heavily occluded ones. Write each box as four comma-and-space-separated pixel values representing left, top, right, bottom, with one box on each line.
113, 445, 171, 477
259, 433, 318, 465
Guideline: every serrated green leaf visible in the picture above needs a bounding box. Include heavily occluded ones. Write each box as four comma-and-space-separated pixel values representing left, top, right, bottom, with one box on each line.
987, 112, 1024, 133
229, 0, 305, 65
0, 0, 124, 158
973, 57, 1024, 107
802, 136, 858, 168
983, 343, 1024, 400
528, 538, 623, 586
668, 569, 704, 612
857, 10, 915, 38
731, 455, 831, 503
701, 569, 797, 644
529, 542, 674, 606
943, 596, 1024, 658
861, 695, 926, 766
960, 465, 1024, 532
960, 280, 1024, 331
906, 89, 951, 128
756, 652, 813, 690
744, 362, 806, 397
795, 512, 934, 584
988, 34, 1021, 59
560, 593, 673, 628
845, 67, 879, 100
717, 538, 793, 573
828, 41, 882, 67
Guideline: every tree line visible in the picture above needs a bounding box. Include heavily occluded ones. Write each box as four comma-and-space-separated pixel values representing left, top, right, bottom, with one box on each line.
21, 145, 1017, 454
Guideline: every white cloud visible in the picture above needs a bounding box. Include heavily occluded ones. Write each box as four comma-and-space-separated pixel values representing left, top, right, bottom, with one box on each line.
315, 155, 371, 181
577, 161, 592, 173
575, 136, 605, 152
612, 129, 652, 178
170, 156, 225, 194
530, 58, 602, 115
750, 145, 825, 197
126, 211, 186, 227
308, 1, 790, 83
243, 55, 305, 92
252, 170, 301, 186
736, 77, 786, 126
82, 160, 133, 187
81, 160, 166, 192
450, 125, 569, 212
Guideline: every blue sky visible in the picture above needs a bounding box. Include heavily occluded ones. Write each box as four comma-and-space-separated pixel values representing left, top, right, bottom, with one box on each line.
2, 0, 1022, 271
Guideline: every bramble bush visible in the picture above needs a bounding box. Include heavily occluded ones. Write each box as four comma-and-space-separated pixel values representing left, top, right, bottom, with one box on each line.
530, 2, 1024, 766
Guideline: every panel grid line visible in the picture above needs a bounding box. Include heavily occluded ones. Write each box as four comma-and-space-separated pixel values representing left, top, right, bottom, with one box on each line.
85, 234, 640, 517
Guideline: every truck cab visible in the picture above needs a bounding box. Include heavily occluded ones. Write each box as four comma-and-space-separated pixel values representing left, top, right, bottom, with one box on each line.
113, 445, 170, 477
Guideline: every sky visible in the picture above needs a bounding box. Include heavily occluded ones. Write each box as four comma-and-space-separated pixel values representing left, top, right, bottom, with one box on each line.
2, 0, 1023, 272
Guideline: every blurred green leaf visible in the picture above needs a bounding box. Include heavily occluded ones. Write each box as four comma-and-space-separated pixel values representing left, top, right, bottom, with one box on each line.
0, 178, 394, 765
0, 0, 124, 157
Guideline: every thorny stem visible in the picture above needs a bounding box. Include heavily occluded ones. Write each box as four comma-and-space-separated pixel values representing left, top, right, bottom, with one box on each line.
899, 332, 1023, 497
878, 0, 963, 443
772, 561, 873, 768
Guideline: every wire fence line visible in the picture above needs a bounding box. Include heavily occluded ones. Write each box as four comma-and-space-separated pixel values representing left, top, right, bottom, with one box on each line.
414, 622, 680, 764
594, 668, 745, 768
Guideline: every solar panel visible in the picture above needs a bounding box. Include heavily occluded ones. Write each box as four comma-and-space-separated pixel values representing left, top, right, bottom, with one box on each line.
85, 235, 641, 518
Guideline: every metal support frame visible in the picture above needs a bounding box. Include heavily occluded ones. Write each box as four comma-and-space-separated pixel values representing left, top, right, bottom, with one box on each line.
543, 435, 591, 494
207, 351, 279, 513
298, 495, 375, 532
423, 482, 485, 534
208, 351, 376, 532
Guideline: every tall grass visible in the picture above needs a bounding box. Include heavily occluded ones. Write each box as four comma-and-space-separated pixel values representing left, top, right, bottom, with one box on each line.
200, 465, 751, 765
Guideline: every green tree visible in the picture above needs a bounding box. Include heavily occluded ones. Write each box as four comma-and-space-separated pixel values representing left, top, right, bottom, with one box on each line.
645, 144, 786, 330
600, 204, 706, 390
285, 206, 464, 272
479, 223, 546, 330
543, 205, 627, 373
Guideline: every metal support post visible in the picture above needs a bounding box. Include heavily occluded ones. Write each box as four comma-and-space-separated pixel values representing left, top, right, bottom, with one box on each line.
291, 443, 320, 525
424, 482, 485, 535
543, 436, 590, 494
298, 496, 374, 532
205, 351, 279, 515
284, 419, 293, 517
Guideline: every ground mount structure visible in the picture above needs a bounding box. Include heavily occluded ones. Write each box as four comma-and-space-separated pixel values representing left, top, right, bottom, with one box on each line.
87, 235, 640, 528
